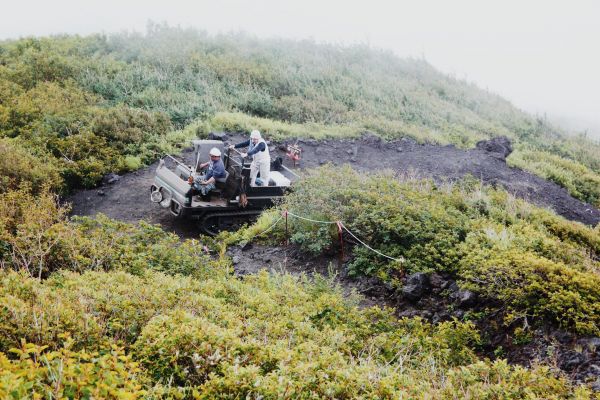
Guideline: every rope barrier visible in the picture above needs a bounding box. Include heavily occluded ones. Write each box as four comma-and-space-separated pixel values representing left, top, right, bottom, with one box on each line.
339, 222, 404, 263
276, 210, 404, 263
254, 214, 285, 237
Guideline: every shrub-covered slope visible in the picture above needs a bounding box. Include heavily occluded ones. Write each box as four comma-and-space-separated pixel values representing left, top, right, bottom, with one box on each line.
1, 26, 600, 204
0, 184, 597, 397
236, 166, 600, 335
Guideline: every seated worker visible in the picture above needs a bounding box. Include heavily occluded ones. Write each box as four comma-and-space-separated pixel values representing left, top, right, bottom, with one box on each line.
229, 129, 270, 186
186, 147, 226, 203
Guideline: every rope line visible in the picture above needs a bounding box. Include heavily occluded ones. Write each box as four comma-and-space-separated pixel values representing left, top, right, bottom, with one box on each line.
277, 210, 404, 263
255, 214, 284, 237
340, 222, 404, 263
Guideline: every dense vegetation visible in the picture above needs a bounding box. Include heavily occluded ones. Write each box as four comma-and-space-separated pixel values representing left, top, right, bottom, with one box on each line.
1, 26, 600, 396
0, 188, 594, 398
236, 166, 600, 335
1, 25, 600, 204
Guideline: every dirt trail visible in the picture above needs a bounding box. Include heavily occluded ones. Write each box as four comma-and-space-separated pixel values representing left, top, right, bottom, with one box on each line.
68, 134, 600, 235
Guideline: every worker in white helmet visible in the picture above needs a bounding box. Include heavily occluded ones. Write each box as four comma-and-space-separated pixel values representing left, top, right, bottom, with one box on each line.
186, 147, 226, 203
229, 129, 270, 186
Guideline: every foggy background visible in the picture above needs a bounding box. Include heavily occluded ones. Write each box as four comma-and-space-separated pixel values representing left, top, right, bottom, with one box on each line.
1, 0, 598, 138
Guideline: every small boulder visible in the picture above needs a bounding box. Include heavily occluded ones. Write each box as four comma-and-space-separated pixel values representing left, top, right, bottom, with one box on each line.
429, 273, 447, 288
579, 337, 600, 350
475, 136, 513, 160
362, 132, 382, 146
401, 272, 429, 301
208, 131, 229, 141
432, 311, 450, 324
445, 281, 459, 293
453, 289, 477, 307
232, 255, 241, 265
97, 190, 105, 197
102, 173, 121, 185
561, 351, 586, 371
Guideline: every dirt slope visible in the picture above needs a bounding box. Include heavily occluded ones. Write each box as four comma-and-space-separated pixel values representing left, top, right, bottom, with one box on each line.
68, 134, 600, 235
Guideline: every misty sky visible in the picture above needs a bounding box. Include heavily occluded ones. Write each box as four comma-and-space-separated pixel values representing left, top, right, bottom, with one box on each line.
1, 0, 599, 136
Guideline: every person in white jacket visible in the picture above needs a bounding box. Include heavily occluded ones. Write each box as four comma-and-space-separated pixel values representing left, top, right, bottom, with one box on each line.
229, 130, 271, 186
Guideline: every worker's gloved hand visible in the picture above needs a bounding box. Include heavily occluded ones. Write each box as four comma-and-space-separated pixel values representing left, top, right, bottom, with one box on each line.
228, 145, 234, 150
241, 152, 248, 158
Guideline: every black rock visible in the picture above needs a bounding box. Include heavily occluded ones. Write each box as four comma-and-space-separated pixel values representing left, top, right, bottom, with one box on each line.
346, 149, 354, 155
208, 131, 229, 141
446, 281, 459, 293
102, 173, 121, 185
362, 132, 382, 146
432, 311, 450, 324
554, 330, 573, 344
453, 290, 477, 307
97, 190, 105, 196
579, 337, 600, 350
429, 273, 446, 288
350, 157, 357, 163
475, 136, 513, 160
402, 273, 429, 301
561, 351, 586, 371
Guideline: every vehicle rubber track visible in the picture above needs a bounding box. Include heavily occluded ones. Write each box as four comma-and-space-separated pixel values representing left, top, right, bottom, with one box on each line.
199, 210, 263, 236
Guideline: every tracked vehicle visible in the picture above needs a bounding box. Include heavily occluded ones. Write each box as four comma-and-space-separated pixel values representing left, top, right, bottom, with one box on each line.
150, 139, 299, 235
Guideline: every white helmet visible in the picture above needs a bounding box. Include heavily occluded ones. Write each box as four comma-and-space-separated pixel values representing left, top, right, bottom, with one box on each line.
250, 130, 261, 139
209, 147, 221, 157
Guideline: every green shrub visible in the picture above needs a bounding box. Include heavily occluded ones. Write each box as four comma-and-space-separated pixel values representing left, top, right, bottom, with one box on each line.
0, 265, 587, 397
0, 339, 146, 399
0, 187, 220, 279
241, 166, 600, 334
440, 360, 591, 399
0, 138, 63, 193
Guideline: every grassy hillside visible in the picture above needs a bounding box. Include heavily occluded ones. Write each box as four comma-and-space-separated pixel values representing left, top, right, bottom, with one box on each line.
1, 26, 600, 396
1, 25, 600, 205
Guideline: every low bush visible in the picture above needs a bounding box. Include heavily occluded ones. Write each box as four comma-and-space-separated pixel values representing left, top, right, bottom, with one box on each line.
2, 268, 584, 398
0, 339, 146, 399
0, 139, 63, 193
0, 187, 220, 279
241, 166, 600, 334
